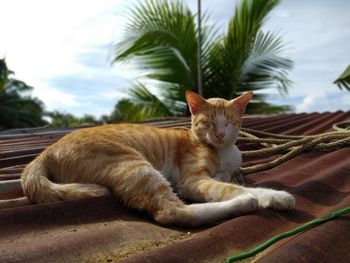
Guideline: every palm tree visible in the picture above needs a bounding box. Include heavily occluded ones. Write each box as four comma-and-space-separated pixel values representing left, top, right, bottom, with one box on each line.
113, 0, 293, 119
110, 84, 180, 122
0, 58, 47, 130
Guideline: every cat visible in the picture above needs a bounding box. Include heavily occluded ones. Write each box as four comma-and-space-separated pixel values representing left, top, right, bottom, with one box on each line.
21, 91, 295, 226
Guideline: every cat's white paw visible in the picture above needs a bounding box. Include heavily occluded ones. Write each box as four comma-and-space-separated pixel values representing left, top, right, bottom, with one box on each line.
270, 191, 295, 210
231, 194, 259, 212
247, 188, 295, 210
259, 190, 295, 210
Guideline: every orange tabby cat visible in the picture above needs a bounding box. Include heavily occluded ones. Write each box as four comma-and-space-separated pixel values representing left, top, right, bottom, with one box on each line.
21, 91, 295, 226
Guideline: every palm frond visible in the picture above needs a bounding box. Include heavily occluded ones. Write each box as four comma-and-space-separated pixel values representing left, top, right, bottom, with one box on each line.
240, 30, 293, 95
129, 83, 170, 112
114, 0, 197, 88
334, 65, 350, 91
224, 0, 280, 65
205, 0, 287, 99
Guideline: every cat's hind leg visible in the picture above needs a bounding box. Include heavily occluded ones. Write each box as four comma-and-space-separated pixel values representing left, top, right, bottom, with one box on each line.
106, 160, 189, 225
106, 161, 258, 226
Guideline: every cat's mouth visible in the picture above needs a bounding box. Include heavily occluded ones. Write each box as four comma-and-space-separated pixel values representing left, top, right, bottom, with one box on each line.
205, 134, 230, 147
209, 134, 238, 148
209, 136, 227, 147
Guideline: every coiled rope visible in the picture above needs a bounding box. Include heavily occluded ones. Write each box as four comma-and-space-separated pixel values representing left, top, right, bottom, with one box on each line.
234, 121, 350, 181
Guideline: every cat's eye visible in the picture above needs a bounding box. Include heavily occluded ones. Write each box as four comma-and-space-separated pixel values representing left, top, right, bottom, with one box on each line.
198, 119, 209, 128
211, 121, 216, 128
225, 122, 230, 127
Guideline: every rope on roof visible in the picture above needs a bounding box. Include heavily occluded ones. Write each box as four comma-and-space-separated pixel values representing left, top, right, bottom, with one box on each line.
233, 121, 350, 182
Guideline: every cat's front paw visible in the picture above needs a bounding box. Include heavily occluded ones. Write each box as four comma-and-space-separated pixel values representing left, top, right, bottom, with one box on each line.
247, 188, 295, 210
231, 194, 259, 212
260, 190, 295, 210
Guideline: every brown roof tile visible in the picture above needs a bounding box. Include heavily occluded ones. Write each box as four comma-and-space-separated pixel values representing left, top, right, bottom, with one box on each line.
0, 112, 349, 263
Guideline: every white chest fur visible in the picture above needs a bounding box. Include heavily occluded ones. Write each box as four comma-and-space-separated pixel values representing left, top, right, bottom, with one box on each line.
217, 144, 242, 174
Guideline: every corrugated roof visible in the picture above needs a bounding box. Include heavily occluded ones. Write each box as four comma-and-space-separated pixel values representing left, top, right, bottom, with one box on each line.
1, 111, 350, 263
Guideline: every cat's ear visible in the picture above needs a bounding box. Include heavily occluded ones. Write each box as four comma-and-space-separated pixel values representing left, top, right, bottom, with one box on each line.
230, 91, 253, 114
186, 91, 207, 115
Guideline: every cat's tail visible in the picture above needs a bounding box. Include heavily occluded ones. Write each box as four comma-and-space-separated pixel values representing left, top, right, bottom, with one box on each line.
21, 155, 110, 204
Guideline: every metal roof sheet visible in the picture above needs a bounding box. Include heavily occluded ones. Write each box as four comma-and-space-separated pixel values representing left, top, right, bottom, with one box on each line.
1, 111, 350, 263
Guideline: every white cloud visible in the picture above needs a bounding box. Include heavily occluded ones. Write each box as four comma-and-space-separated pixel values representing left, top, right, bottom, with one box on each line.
296, 88, 350, 113
32, 84, 80, 110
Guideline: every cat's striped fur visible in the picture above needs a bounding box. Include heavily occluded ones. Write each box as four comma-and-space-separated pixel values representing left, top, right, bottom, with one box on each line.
21, 91, 295, 226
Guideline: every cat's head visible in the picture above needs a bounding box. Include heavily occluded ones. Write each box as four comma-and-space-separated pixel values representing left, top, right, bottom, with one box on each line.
186, 91, 253, 148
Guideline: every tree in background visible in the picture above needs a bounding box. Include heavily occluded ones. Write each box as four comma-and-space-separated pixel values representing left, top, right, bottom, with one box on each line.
48, 111, 97, 128
0, 58, 47, 130
113, 0, 293, 120
110, 84, 177, 122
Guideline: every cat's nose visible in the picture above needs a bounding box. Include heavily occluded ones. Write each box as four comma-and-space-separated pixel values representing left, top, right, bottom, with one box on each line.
215, 132, 225, 140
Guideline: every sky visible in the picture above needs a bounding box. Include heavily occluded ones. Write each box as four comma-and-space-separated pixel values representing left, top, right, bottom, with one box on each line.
1, 0, 349, 118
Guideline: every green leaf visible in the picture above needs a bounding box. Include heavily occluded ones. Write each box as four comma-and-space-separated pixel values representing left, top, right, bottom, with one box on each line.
114, 0, 199, 89
240, 30, 293, 95
334, 65, 350, 91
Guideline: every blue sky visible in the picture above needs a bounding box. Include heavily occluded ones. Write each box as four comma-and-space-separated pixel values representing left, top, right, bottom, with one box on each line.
1, 0, 349, 117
